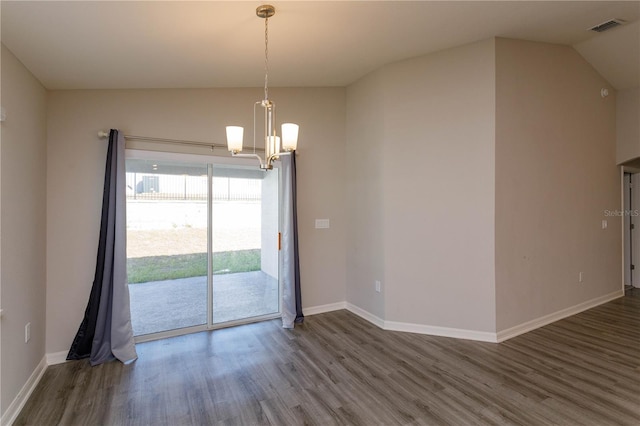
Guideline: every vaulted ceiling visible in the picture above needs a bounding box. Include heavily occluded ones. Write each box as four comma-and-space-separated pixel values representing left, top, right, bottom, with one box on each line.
2, 1, 639, 90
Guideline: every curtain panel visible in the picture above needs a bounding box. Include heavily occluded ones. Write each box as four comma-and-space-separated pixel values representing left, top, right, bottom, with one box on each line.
67, 129, 137, 365
281, 153, 304, 328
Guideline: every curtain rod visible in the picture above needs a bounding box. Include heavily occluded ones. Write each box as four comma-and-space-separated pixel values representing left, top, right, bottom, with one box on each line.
97, 130, 264, 152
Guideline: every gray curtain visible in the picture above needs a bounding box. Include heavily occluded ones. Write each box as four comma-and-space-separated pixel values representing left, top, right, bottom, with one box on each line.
67, 129, 137, 365
281, 153, 304, 328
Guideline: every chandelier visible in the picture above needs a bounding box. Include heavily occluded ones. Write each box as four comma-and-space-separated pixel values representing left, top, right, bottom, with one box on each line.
226, 4, 299, 170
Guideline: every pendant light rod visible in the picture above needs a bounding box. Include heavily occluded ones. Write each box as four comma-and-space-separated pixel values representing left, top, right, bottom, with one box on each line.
258, 4, 274, 102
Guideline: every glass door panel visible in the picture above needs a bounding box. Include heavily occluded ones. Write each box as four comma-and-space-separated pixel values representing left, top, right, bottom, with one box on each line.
211, 166, 280, 324
126, 159, 208, 336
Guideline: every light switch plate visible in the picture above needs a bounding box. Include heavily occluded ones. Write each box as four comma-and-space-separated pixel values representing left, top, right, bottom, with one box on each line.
315, 219, 330, 229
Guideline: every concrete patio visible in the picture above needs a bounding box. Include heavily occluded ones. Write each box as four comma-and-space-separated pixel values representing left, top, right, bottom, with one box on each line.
128, 270, 278, 336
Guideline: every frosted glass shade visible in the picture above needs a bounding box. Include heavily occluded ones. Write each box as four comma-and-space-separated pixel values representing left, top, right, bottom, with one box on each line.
226, 126, 244, 152
267, 136, 281, 157
281, 123, 299, 151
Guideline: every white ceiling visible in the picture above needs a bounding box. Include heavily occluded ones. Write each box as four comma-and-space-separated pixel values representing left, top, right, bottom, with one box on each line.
2, 1, 639, 90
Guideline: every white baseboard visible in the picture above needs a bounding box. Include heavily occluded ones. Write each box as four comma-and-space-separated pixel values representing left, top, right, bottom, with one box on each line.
345, 302, 494, 341
345, 303, 386, 329
46, 351, 69, 366
496, 290, 624, 342
303, 301, 384, 329
303, 301, 347, 316
384, 320, 497, 342
342, 290, 623, 344
1, 356, 47, 426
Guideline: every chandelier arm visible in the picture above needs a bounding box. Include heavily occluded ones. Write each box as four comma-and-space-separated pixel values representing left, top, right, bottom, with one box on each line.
265, 154, 278, 170
267, 150, 293, 165
231, 152, 267, 169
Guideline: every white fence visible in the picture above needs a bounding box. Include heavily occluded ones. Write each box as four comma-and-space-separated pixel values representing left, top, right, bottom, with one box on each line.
126, 173, 261, 202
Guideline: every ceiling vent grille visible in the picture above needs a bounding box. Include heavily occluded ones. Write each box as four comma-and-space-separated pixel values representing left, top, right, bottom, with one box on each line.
589, 19, 625, 32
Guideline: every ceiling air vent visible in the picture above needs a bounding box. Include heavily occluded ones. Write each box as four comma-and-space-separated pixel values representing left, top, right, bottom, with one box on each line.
589, 19, 625, 33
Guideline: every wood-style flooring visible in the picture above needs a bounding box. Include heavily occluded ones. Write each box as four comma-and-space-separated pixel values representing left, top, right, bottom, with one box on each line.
15, 291, 640, 425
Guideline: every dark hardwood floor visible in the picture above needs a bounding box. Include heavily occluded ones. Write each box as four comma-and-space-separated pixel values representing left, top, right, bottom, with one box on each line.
15, 291, 640, 425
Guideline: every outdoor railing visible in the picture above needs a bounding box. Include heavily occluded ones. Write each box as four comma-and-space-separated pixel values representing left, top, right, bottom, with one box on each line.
126, 174, 261, 202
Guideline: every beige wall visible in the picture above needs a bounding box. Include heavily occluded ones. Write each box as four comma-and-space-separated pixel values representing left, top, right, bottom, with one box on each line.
381, 39, 496, 331
616, 88, 640, 164
345, 39, 497, 331
46, 87, 346, 353
345, 70, 386, 318
495, 38, 621, 331
346, 37, 621, 335
0, 45, 47, 416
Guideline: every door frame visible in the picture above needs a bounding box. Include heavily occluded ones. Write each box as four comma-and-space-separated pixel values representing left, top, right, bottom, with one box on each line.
126, 149, 283, 343
621, 166, 640, 292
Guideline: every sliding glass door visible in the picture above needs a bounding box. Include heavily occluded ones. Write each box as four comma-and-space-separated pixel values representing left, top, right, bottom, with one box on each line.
126, 159, 208, 336
212, 166, 279, 324
125, 153, 280, 340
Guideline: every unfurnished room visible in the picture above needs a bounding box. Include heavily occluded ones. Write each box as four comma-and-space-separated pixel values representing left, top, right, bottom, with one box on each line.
1, 1, 639, 425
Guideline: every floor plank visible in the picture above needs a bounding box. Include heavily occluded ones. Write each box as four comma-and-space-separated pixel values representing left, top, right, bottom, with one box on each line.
14, 291, 640, 425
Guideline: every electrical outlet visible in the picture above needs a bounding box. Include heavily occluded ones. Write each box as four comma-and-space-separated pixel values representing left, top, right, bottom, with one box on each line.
375, 280, 381, 293
25, 322, 31, 343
